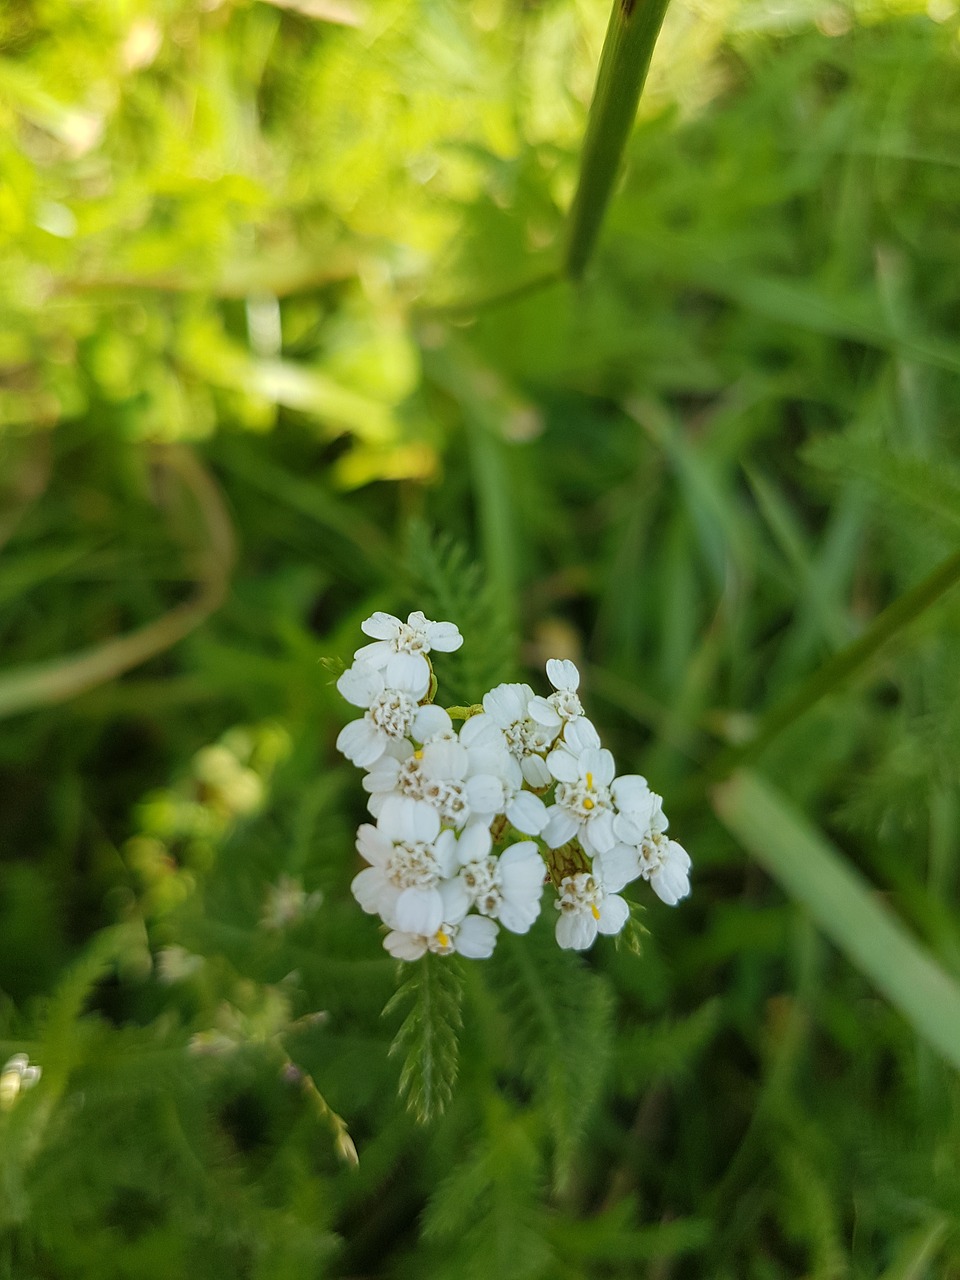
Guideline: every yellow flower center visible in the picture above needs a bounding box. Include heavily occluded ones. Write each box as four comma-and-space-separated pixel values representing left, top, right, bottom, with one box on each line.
590, 903, 601, 921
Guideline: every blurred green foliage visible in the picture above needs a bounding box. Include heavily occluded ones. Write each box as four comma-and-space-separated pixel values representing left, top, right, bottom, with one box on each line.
2, 0, 960, 1276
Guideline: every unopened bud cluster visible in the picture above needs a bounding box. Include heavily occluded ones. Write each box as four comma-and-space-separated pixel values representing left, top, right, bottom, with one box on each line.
337, 611, 691, 960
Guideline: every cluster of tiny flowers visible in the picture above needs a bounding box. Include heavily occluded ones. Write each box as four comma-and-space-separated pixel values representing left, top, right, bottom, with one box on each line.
337, 612, 691, 959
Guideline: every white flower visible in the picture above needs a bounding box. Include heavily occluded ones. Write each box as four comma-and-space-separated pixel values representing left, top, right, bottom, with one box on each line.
647, 839, 692, 906
527, 659, 590, 735
0, 1054, 41, 1110
613, 787, 692, 906
350, 797, 458, 934
384, 913, 499, 961
554, 872, 629, 950
362, 708, 511, 829
354, 610, 463, 687
543, 720, 617, 855
336, 654, 432, 768
450, 825, 546, 934
478, 683, 556, 787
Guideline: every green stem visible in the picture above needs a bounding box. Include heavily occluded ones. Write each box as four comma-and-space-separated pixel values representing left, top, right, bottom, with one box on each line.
710, 548, 960, 778
565, 0, 672, 281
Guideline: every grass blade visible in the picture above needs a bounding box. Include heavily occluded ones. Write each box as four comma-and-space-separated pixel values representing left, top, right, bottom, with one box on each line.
565, 0, 672, 280
713, 770, 960, 1072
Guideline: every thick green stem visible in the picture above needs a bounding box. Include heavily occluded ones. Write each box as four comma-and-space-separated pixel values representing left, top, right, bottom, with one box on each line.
565, 0, 672, 281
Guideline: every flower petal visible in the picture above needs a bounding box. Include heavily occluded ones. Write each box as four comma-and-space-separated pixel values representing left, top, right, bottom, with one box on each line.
506, 790, 548, 836
556, 911, 598, 951
336, 717, 386, 768
440, 876, 471, 924
412, 704, 452, 741
593, 843, 641, 893
542, 807, 579, 849
456, 823, 492, 864
527, 696, 562, 729
546, 658, 580, 692
422, 739, 469, 781
384, 651, 430, 698
521, 753, 553, 789
336, 663, 383, 708
356, 823, 392, 867
612, 774, 651, 813
384, 930, 428, 961
563, 718, 600, 754
361, 611, 402, 641
546, 746, 579, 784
455, 915, 498, 958
597, 893, 630, 935
424, 620, 463, 652
395, 887, 443, 935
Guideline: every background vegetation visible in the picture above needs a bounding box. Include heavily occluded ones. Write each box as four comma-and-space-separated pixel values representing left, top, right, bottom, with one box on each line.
2, 0, 960, 1275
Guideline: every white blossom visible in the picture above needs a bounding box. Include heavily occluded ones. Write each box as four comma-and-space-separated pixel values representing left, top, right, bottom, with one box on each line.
477, 683, 556, 787
527, 659, 590, 736
350, 797, 458, 934
384, 912, 499, 961
543, 720, 617, 855
613, 787, 692, 906
354, 610, 463, 687
362, 707, 511, 829
451, 825, 546, 934
336, 654, 432, 768
554, 872, 629, 951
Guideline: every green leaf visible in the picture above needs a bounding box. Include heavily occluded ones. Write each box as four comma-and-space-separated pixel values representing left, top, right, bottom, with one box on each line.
491, 926, 614, 1188
713, 771, 960, 1071
383, 952, 464, 1123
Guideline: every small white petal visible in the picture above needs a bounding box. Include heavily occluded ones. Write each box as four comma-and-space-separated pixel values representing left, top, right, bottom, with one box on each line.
506, 791, 548, 836
497, 896, 541, 934
384, 652, 430, 698
455, 915, 498, 958
351, 866, 388, 914
337, 663, 383, 708
464, 774, 505, 817
527, 696, 562, 730
361, 612, 402, 641
384, 930, 428, 961
520, 753, 553, 789
336, 718, 386, 768
597, 894, 630, 935
456, 823, 492, 864
422, 739, 469, 781
499, 843, 545, 895
412, 705, 452, 741
395, 887, 443, 935
542, 808, 579, 849
546, 746, 579, 784
594, 843, 642, 893
361, 756, 402, 794
563, 718, 600, 754
353, 639, 394, 667
424, 620, 463, 652
612, 774, 651, 812
440, 876, 472, 924
356, 823, 392, 867
458, 714, 500, 750
483, 683, 530, 726
433, 829, 460, 878
378, 796, 440, 844
650, 841, 691, 905
546, 658, 580, 692
556, 912, 598, 951
581, 809, 616, 855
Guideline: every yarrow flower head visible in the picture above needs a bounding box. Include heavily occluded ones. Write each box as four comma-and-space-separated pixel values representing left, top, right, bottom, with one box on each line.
337, 610, 692, 959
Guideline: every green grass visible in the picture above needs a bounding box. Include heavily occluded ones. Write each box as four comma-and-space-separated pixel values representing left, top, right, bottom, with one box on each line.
1, 0, 960, 1276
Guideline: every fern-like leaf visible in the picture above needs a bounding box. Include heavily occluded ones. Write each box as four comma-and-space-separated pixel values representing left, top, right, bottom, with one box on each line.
383, 952, 464, 1123
404, 522, 515, 704
490, 922, 614, 1189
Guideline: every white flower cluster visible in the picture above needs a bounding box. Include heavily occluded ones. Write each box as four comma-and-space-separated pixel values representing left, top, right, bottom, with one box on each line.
337, 612, 691, 960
